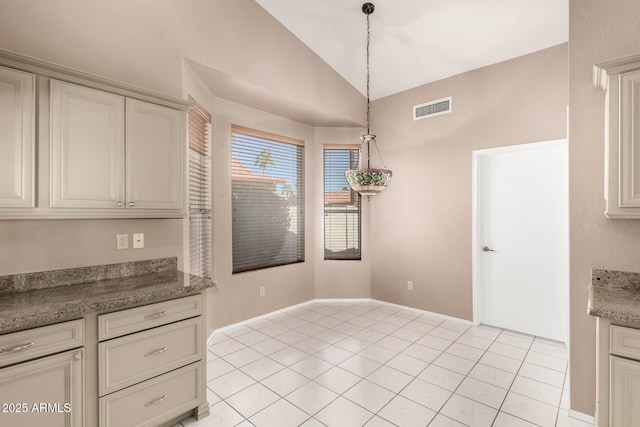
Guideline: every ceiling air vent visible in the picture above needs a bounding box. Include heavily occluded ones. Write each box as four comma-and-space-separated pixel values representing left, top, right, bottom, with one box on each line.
413, 96, 452, 120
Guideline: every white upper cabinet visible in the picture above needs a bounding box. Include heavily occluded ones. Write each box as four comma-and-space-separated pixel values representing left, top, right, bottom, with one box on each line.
0, 50, 191, 219
49, 80, 184, 213
50, 80, 125, 208
0, 65, 35, 208
595, 54, 640, 218
126, 99, 183, 210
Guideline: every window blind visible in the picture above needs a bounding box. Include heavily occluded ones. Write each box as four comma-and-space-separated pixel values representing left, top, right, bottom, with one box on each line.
324, 145, 361, 260
188, 96, 212, 278
231, 125, 305, 273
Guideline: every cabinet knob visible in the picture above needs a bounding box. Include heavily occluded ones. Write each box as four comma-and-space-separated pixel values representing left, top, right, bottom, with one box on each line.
73, 352, 82, 361
129, 202, 135, 207
117, 201, 124, 207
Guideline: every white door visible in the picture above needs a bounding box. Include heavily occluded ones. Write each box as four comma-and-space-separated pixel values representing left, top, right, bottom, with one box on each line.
474, 140, 568, 342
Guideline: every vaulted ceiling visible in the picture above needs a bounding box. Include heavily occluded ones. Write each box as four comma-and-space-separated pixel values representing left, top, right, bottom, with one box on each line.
255, 0, 568, 100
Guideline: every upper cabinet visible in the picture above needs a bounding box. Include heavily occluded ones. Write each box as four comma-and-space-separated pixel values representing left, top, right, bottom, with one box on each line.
50, 81, 183, 211
0, 65, 35, 208
50, 80, 125, 209
595, 54, 640, 218
125, 99, 183, 210
0, 50, 191, 219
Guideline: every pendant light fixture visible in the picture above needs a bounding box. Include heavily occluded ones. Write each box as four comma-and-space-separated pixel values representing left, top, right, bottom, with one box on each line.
345, 2, 392, 198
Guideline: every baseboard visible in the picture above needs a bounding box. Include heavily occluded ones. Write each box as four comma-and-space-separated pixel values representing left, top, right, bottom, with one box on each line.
207, 299, 314, 345
371, 299, 474, 326
313, 298, 371, 304
207, 297, 471, 345
568, 410, 595, 424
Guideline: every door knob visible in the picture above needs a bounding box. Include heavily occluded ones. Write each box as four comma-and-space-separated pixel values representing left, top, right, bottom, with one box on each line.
482, 246, 495, 252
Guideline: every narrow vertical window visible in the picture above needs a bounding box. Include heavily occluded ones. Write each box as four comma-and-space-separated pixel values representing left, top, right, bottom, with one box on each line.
188, 96, 212, 278
324, 145, 362, 260
231, 125, 305, 273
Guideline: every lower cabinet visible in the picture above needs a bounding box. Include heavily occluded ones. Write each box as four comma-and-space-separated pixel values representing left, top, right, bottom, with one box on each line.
97, 295, 207, 427
610, 356, 640, 426
0, 295, 208, 427
597, 320, 640, 426
0, 348, 84, 427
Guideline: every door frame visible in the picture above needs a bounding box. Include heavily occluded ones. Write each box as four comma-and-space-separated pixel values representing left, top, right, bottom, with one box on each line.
471, 139, 569, 342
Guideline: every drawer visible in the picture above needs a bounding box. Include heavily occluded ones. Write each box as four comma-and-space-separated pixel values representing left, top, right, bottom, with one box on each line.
99, 361, 202, 427
98, 295, 201, 340
0, 319, 84, 368
611, 325, 640, 360
99, 317, 201, 395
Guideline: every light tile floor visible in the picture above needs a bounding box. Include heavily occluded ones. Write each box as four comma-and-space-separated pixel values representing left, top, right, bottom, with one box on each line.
174, 301, 594, 427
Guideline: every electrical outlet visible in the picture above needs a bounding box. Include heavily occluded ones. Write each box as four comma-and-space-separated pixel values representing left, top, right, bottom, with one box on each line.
116, 234, 128, 250
407, 281, 414, 291
259, 286, 266, 297
133, 233, 144, 249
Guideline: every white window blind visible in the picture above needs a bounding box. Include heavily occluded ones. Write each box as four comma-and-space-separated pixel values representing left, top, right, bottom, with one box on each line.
231, 125, 305, 273
188, 96, 212, 278
324, 145, 362, 260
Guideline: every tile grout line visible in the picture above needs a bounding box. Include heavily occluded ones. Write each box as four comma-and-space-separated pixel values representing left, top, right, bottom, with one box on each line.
201, 302, 575, 427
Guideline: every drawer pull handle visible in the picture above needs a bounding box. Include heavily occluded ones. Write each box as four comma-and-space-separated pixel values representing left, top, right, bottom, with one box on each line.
144, 394, 167, 407
144, 347, 167, 357
144, 310, 167, 320
0, 341, 34, 354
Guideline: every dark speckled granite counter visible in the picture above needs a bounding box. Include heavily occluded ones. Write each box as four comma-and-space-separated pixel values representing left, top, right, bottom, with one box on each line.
588, 269, 640, 324
0, 258, 216, 333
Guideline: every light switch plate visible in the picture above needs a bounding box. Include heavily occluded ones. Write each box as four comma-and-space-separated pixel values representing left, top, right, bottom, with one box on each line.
133, 233, 144, 249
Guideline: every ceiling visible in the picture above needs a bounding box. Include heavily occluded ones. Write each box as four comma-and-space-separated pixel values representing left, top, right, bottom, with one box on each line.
254, 0, 568, 100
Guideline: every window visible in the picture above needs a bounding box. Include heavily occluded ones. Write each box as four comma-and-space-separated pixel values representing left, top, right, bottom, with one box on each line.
188, 96, 212, 278
324, 145, 361, 260
231, 125, 305, 273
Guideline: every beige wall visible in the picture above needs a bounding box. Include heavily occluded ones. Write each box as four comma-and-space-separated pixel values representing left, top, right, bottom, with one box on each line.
569, 0, 640, 416
368, 44, 568, 320
0, 219, 184, 275
0, 0, 363, 331
207, 97, 317, 330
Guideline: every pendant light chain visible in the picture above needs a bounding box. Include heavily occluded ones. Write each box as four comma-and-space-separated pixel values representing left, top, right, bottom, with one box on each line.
364, 7, 387, 169
366, 11, 371, 135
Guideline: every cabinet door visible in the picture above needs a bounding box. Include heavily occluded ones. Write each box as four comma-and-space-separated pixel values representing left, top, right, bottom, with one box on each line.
0, 349, 84, 427
50, 80, 125, 208
126, 99, 183, 210
0, 65, 35, 207
610, 355, 640, 426
617, 70, 640, 211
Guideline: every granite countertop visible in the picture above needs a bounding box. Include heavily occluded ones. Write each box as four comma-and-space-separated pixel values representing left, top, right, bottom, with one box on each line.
0, 258, 216, 333
588, 269, 640, 324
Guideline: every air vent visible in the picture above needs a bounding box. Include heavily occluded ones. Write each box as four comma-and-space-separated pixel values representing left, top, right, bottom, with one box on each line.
413, 96, 452, 120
